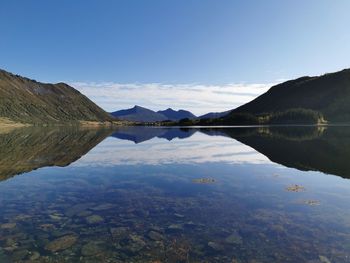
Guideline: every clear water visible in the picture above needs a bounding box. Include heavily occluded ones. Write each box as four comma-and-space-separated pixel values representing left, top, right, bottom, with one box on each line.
0, 126, 350, 262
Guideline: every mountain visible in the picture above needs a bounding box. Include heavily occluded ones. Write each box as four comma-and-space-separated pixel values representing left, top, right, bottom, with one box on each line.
157, 108, 196, 121
176, 68, 350, 126
0, 69, 113, 124
198, 110, 231, 119
111, 106, 196, 122
111, 105, 168, 122
230, 68, 350, 123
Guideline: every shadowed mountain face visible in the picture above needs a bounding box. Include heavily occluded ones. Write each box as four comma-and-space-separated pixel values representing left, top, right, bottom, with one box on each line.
231, 68, 350, 123
0, 69, 113, 123
0, 127, 112, 181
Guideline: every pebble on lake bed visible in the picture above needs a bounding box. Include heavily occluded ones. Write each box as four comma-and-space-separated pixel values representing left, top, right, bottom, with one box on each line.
86, 215, 104, 224
225, 232, 243, 245
45, 234, 78, 252
147, 230, 164, 241
319, 255, 332, 263
0, 223, 16, 229
81, 242, 104, 256
167, 224, 183, 232
208, 241, 224, 252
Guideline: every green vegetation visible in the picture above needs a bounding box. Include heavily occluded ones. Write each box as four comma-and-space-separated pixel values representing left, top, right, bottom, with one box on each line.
0, 69, 113, 124
164, 68, 350, 126
258, 108, 326, 125
165, 108, 325, 126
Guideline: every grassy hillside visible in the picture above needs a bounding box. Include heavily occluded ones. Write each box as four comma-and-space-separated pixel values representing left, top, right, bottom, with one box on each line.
232, 68, 350, 123
0, 69, 113, 124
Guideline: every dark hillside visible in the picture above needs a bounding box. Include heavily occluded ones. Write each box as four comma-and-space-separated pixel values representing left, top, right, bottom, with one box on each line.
231, 69, 350, 123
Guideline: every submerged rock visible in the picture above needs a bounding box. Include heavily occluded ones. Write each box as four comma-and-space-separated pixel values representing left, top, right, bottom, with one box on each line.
225, 232, 243, 245
0, 223, 16, 229
91, 203, 115, 211
147, 231, 164, 241
49, 213, 64, 221
77, 210, 92, 217
45, 234, 78, 252
208, 241, 224, 252
184, 221, 196, 228
174, 213, 185, 218
81, 242, 103, 256
319, 255, 331, 263
125, 235, 146, 253
110, 227, 129, 239
39, 223, 55, 231
12, 249, 28, 261
29, 251, 40, 261
167, 224, 183, 232
65, 203, 93, 217
14, 214, 32, 221
86, 215, 104, 224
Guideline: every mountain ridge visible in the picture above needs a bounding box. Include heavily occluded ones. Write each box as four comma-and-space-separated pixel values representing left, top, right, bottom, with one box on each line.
174, 68, 350, 126
0, 69, 114, 124
111, 105, 168, 122
198, 110, 231, 119
157, 108, 196, 121
111, 105, 196, 122
230, 68, 350, 123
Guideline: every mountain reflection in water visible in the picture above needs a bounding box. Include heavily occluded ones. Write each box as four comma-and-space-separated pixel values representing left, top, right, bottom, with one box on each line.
0, 127, 112, 181
1, 125, 350, 180
0, 126, 350, 262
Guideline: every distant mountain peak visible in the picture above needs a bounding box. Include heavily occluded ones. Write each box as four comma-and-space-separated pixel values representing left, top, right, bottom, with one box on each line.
111, 106, 196, 122
158, 108, 196, 121
111, 106, 167, 122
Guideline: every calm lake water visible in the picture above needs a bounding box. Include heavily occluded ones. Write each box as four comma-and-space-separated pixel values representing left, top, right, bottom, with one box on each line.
0, 126, 350, 262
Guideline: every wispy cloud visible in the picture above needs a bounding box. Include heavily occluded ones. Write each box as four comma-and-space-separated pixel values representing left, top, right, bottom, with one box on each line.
70, 81, 275, 115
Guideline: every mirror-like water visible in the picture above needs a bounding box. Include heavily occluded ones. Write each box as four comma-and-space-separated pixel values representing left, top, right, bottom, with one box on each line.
0, 126, 350, 262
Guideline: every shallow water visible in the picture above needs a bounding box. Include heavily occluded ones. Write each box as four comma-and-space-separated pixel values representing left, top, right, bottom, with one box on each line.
0, 126, 350, 262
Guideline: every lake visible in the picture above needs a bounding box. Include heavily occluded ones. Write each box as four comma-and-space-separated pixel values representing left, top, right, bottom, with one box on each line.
0, 126, 350, 262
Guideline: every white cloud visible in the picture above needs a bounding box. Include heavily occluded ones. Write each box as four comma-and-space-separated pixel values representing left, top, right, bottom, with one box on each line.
70, 81, 274, 115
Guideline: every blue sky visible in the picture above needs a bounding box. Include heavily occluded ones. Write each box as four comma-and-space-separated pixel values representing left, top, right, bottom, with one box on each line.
1, 0, 349, 114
